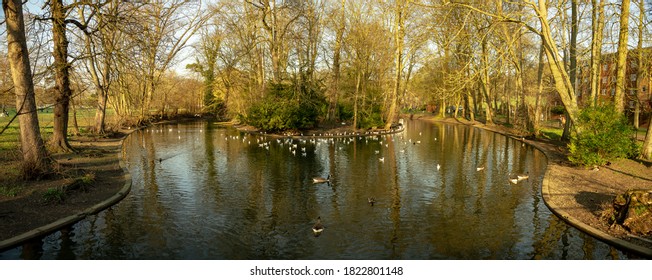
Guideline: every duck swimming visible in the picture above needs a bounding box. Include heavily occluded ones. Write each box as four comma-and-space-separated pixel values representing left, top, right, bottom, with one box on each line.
312, 216, 324, 234
312, 174, 331, 184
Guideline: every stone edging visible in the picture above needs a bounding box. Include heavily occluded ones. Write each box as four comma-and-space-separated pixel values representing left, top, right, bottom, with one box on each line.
537, 149, 652, 258
0, 138, 133, 252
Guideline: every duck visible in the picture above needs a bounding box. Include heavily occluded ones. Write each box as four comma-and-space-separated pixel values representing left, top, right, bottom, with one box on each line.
379, 157, 385, 163
437, 164, 441, 171
368, 197, 376, 206
509, 177, 519, 184
516, 172, 529, 181
312, 174, 331, 184
476, 167, 484, 171
312, 216, 324, 234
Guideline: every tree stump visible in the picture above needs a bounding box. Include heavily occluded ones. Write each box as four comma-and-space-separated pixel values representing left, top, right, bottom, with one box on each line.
611, 189, 652, 235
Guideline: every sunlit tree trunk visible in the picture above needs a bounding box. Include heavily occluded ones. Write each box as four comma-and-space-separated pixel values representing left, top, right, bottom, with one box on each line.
614, 0, 630, 114
385, 0, 405, 130
535, 0, 580, 126
3, 0, 50, 176
642, 114, 652, 159
49, 0, 75, 152
634, 0, 644, 129
590, 0, 604, 107
533, 42, 545, 137
480, 34, 493, 125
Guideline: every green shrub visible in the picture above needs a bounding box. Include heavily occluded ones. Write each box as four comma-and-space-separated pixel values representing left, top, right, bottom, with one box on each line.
358, 110, 384, 129
337, 102, 354, 121
245, 82, 324, 132
0, 185, 20, 197
568, 104, 638, 167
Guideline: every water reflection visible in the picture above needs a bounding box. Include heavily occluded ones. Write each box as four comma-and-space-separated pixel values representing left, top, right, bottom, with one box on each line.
0, 120, 630, 259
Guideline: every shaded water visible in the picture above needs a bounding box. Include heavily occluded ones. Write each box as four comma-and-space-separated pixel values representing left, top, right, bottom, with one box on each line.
0, 120, 629, 259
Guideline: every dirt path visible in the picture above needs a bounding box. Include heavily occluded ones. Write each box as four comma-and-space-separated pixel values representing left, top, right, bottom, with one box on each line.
0, 130, 133, 247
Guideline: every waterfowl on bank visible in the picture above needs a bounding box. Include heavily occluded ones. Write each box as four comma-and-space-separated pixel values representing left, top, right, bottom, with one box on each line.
516, 172, 529, 180
368, 197, 376, 206
312, 217, 324, 234
312, 174, 331, 184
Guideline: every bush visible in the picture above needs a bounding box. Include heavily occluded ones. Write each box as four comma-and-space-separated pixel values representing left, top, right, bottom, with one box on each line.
551, 105, 566, 115
358, 108, 384, 129
245, 82, 324, 132
568, 104, 638, 167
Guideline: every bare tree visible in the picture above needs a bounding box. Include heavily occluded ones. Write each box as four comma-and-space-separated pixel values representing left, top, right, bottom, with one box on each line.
384, 0, 406, 130
2, 0, 50, 177
75, 1, 122, 134
48, 0, 76, 152
326, 0, 346, 124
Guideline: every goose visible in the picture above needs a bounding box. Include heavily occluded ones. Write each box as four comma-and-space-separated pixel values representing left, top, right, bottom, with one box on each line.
368, 197, 376, 206
312, 174, 331, 184
312, 217, 324, 234
516, 172, 529, 180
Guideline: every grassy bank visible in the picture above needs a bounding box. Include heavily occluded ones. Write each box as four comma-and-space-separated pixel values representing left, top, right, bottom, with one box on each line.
0, 108, 110, 184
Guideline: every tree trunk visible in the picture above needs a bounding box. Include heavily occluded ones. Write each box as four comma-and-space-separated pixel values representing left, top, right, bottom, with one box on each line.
536, 0, 581, 126
3, 0, 50, 176
532, 42, 545, 136
634, 0, 644, 130
49, 0, 75, 152
71, 95, 80, 136
385, 0, 405, 130
614, 0, 631, 114
642, 113, 652, 159
353, 70, 361, 129
590, 0, 605, 107
327, 0, 345, 124
480, 35, 493, 125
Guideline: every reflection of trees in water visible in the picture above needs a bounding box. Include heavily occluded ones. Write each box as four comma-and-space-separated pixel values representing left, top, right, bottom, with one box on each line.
531, 217, 572, 259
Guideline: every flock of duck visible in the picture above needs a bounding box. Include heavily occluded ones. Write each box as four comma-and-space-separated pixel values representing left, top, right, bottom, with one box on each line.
153, 125, 532, 237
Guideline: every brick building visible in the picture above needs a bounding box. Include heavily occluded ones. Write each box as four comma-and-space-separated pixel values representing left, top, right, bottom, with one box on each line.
576, 48, 652, 118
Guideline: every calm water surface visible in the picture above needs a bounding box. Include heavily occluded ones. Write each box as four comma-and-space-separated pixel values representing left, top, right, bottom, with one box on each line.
0, 120, 630, 259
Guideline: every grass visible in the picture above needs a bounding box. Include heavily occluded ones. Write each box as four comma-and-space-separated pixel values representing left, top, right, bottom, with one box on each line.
0, 108, 110, 152
42, 187, 66, 203
0, 108, 108, 181
539, 127, 563, 141
0, 185, 21, 197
